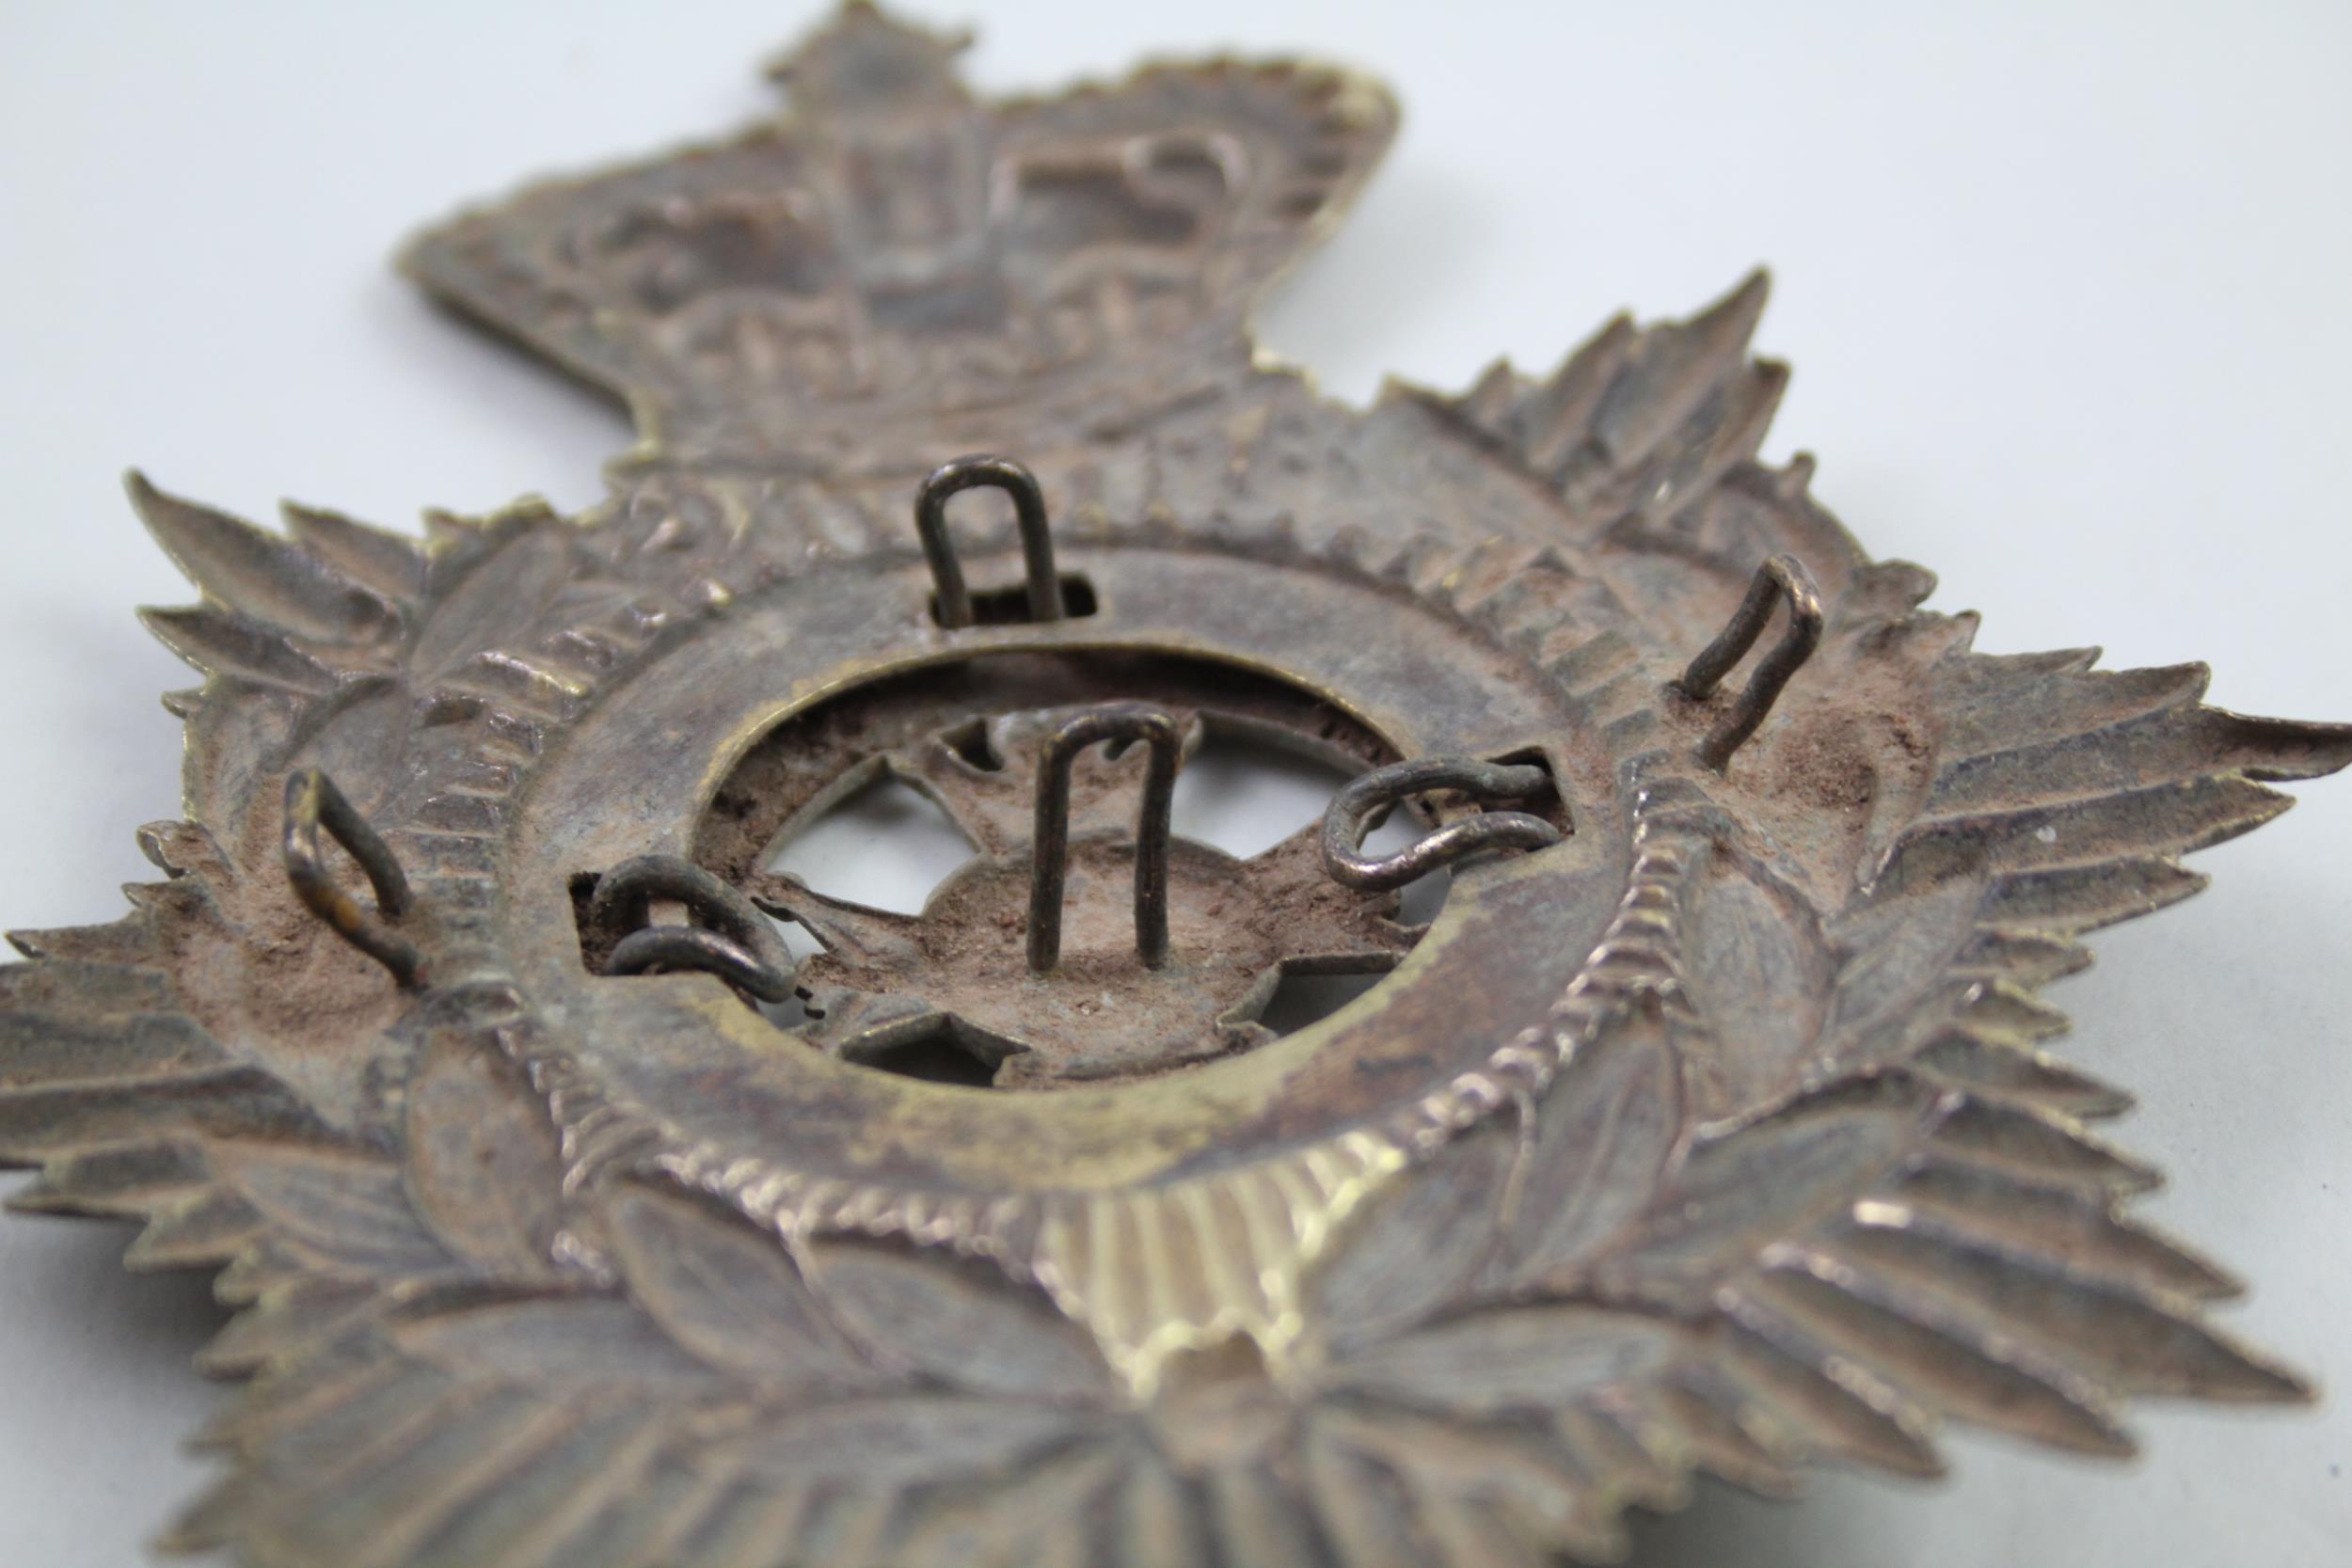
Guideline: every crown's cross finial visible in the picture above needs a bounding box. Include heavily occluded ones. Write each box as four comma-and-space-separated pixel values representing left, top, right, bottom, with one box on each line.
765, 1, 975, 118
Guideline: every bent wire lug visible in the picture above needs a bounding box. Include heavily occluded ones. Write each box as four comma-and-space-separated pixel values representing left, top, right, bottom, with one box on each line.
1321, 756, 1566, 894
914, 454, 1065, 629
1674, 553, 1824, 771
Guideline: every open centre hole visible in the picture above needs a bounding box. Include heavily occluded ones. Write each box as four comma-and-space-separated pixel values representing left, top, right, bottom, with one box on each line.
750, 731, 1448, 1084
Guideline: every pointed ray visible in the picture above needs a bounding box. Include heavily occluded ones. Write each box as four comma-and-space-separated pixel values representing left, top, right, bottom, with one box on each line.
197, 1279, 386, 1378
1939, 663, 2210, 761
1750, 1253, 2134, 1457
1712, 1291, 1944, 1478
1980, 856, 2209, 934
1205, 1460, 1339, 1568
1514, 315, 1636, 476
1549, 1402, 1688, 1513
1926, 1100, 2159, 1196
0, 958, 172, 1015
1305, 1429, 1422, 1568
281, 499, 426, 602
0, 1009, 222, 1091
158, 1476, 264, 1557
0, 1065, 324, 1161
128, 471, 396, 643
7, 911, 167, 965
403, 1402, 671, 1568
492, 1449, 729, 1568
1914, 1031, 2132, 1118
123, 1188, 264, 1269
5, 1139, 208, 1217
137, 605, 342, 690
1830, 1222, 2307, 1403
1319, 1403, 1613, 1565
1897, 777, 2294, 879
667, 1475, 808, 1568
193, 1349, 402, 1453
254, 1386, 546, 1567
1568, 271, 1772, 493
1940, 713, 2352, 820
1882, 1158, 2237, 1299
1108, 1453, 1205, 1568
1652, 1380, 1800, 1497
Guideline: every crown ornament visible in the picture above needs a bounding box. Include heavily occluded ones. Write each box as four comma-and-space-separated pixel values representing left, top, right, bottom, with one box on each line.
408, 1, 1394, 480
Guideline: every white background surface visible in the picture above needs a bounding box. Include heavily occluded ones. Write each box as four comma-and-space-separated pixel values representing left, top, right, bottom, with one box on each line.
3, 3, 2349, 1564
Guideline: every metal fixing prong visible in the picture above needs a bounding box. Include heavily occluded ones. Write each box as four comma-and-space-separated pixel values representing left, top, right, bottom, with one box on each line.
282, 768, 423, 988
588, 853, 798, 1003
915, 454, 1066, 629
1675, 553, 1824, 770
1029, 705, 1182, 974
607, 927, 799, 1004
1321, 756, 1565, 893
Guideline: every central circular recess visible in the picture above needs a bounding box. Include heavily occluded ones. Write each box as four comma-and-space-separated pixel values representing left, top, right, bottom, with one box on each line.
685, 650, 1427, 1089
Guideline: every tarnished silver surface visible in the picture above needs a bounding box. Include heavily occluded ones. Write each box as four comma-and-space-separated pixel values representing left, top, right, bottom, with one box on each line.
3, 6, 2348, 1566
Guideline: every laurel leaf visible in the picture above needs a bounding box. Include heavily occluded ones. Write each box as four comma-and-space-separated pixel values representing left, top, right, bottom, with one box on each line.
1610, 1076, 1945, 1305
1680, 848, 1833, 1114
392, 1296, 723, 1389
1308, 1121, 1513, 1345
804, 1236, 1118, 1400
405, 1028, 565, 1278
1820, 871, 1988, 1066
210, 1144, 457, 1277
411, 521, 574, 689
1499, 1016, 1680, 1286
603, 1185, 878, 1393
1324, 1304, 1684, 1415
